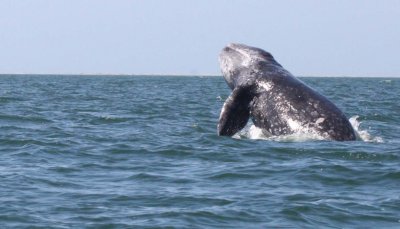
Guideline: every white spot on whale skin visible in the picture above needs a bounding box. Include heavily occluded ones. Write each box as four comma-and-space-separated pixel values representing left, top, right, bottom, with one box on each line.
258, 81, 273, 91
311, 111, 319, 117
315, 117, 325, 125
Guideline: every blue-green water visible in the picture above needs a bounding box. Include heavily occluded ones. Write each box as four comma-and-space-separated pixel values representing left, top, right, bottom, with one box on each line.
0, 75, 399, 228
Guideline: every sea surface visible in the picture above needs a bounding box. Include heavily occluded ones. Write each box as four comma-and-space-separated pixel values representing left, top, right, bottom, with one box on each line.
0, 75, 399, 228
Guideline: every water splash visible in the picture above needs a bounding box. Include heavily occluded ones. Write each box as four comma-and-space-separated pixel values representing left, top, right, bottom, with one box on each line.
233, 124, 325, 142
233, 116, 383, 143
349, 115, 383, 143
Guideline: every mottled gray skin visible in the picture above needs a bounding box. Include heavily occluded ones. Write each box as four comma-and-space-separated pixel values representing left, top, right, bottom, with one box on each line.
218, 43, 356, 141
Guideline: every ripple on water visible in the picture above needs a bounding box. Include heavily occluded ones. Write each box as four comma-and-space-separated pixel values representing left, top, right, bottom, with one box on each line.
0, 76, 399, 228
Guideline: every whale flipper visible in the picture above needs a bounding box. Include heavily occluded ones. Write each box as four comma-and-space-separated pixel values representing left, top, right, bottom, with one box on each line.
218, 85, 254, 136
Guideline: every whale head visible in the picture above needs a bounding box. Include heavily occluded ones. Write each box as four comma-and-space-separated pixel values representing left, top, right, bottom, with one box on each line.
219, 43, 279, 89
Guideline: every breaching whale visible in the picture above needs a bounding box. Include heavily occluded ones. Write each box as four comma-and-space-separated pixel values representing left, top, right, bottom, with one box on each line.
218, 43, 356, 141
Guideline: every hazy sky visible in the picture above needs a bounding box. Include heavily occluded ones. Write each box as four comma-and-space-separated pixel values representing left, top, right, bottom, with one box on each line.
1, 0, 399, 76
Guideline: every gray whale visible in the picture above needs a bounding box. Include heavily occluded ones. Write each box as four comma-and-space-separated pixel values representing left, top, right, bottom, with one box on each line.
217, 43, 356, 141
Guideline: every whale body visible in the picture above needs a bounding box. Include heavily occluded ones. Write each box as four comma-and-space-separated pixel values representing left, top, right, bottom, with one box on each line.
218, 43, 356, 141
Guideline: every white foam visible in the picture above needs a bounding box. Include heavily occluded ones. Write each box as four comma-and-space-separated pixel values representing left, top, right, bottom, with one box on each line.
233, 124, 324, 142
232, 116, 383, 143
287, 118, 302, 131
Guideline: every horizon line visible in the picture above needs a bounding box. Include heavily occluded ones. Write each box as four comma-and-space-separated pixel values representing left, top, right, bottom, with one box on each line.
0, 73, 399, 78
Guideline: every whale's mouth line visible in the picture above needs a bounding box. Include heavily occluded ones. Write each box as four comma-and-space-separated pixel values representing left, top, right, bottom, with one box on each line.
220, 43, 273, 71
220, 43, 253, 61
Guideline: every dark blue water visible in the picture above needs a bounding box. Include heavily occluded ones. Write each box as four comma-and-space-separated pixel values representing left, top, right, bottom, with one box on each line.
0, 75, 399, 228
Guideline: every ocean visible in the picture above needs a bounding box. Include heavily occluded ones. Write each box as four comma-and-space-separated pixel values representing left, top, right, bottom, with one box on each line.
0, 75, 399, 228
